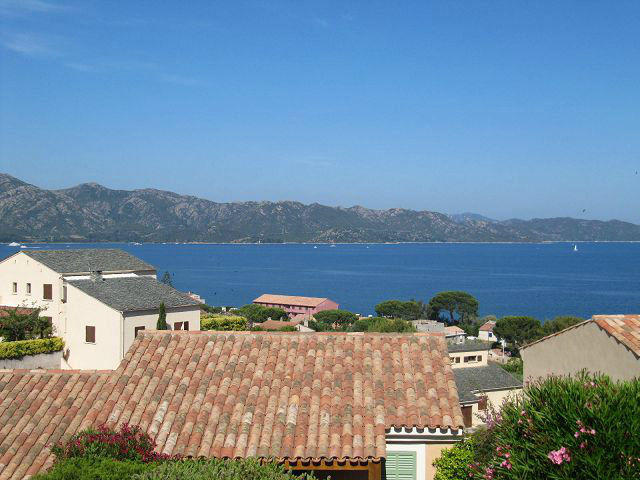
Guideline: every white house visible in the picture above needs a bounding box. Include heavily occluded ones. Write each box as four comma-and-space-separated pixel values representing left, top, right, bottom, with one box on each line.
478, 320, 497, 342
0, 249, 201, 370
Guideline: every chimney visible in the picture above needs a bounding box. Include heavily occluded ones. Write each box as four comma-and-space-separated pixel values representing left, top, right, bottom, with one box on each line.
90, 270, 103, 282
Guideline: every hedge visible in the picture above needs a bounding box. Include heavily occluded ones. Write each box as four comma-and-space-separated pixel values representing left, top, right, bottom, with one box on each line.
200, 314, 248, 331
31, 458, 155, 480
0, 337, 64, 360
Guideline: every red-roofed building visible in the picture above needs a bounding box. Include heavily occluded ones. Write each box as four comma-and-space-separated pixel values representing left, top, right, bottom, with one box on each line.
478, 320, 497, 342
253, 294, 338, 319
520, 314, 640, 382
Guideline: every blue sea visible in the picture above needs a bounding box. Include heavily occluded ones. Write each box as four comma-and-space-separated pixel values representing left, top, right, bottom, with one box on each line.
1, 242, 639, 320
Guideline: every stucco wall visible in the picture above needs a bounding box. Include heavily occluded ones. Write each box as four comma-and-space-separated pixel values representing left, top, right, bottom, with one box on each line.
63, 283, 123, 370
521, 322, 640, 382
449, 350, 488, 368
0, 350, 62, 369
0, 252, 63, 332
426, 443, 457, 480
123, 306, 200, 355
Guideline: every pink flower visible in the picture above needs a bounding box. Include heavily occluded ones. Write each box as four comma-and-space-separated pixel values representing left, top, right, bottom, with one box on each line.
580, 442, 587, 449
548, 447, 571, 465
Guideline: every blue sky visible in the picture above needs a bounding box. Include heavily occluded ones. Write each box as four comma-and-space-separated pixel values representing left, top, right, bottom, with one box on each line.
1, 0, 639, 222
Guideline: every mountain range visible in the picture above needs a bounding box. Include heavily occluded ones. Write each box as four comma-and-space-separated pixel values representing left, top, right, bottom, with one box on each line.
1, 173, 639, 243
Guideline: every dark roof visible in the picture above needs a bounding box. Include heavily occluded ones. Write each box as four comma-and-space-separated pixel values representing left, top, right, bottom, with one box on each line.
21, 248, 155, 274
68, 277, 199, 312
454, 364, 523, 403
448, 340, 491, 353
0, 331, 464, 478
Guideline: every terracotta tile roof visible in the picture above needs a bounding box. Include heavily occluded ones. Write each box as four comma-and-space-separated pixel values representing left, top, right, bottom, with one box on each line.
593, 315, 640, 357
0, 331, 463, 479
259, 319, 302, 330
445, 326, 465, 335
479, 321, 496, 332
254, 294, 329, 307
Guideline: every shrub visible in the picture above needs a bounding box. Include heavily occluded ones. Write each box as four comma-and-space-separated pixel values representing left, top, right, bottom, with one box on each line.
156, 303, 168, 330
51, 424, 168, 463
200, 314, 247, 331
352, 317, 416, 333
0, 337, 64, 360
32, 458, 156, 480
469, 372, 640, 479
133, 458, 316, 480
433, 437, 475, 480
498, 358, 523, 380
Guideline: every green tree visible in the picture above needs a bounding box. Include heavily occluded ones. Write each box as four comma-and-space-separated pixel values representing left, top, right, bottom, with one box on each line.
236, 304, 288, 323
313, 309, 358, 328
156, 303, 168, 330
493, 316, 543, 351
433, 437, 475, 480
542, 315, 583, 335
374, 300, 421, 320
160, 271, 173, 287
351, 317, 416, 333
0, 307, 44, 342
426, 291, 479, 324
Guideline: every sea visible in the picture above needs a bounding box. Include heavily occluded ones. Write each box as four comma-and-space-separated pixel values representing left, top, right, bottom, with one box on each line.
1, 242, 639, 320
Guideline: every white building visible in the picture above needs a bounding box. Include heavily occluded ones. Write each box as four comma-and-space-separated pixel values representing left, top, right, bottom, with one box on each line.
478, 320, 497, 342
0, 249, 200, 370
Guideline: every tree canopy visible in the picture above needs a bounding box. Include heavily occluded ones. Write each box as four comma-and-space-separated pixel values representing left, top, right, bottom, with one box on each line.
351, 317, 416, 333
160, 271, 173, 287
493, 316, 543, 350
426, 291, 479, 324
235, 304, 288, 323
542, 315, 584, 335
313, 309, 358, 327
0, 307, 52, 342
374, 300, 421, 320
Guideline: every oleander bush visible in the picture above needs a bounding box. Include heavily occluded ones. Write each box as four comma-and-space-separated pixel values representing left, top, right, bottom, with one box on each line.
468, 372, 640, 479
32, 458, 155, 480
200, 314, 248, 331
0, 337, 64, 360
51, 424, 168, 463
133, 458, 316, 480
433, 436, 475, 480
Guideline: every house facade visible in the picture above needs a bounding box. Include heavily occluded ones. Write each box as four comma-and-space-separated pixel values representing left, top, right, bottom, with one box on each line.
0, 249, 200, 370
520, 315, 640, 382
253, 294, 339, 319
448, 340, 491, 368
0, 331, 465, 480
478, 320, 497, 342
444, 325, 466, 344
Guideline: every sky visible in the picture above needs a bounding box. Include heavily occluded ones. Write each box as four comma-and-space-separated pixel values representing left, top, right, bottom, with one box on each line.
0, 1, 639, 223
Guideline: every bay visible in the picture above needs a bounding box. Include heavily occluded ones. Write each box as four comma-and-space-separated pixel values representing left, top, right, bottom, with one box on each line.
1, 242, 638, 320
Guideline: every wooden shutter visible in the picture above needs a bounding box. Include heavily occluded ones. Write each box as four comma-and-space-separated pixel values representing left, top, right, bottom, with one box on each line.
462, 405, 473, 427
85, 326, 96, 343
43, 284, 53, 300
385, 451, 416, 480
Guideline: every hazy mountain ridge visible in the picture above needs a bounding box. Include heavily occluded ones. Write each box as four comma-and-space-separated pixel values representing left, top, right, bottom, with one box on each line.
1, 173, 639, 243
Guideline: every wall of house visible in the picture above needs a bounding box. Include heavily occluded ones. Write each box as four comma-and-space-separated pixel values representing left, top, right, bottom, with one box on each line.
0, 252, 64, 332
386, 439, 461, 480
521, 322, 640, 382
478, 330, 495, 342
448, 350, 489, 368
315, 299, 339, 313
0, 350, 62, 369
63, 284, 123, 370
426, 443, 458, 480
123, 306, 200, 355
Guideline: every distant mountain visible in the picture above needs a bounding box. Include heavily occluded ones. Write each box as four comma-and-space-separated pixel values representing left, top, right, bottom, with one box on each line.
448, 212, 498, 224
1, 173, 639, 243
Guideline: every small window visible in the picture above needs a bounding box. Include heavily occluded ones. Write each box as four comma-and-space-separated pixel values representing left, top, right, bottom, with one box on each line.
26, 283, 31, 295
43, 284, 53, 300
183, 321, 189, 331
134, 326, 145, 337
12, 282, 17, 294
455, 357, 461, 363
174, 322, 183, 330
85, 326, 96, 343
62, 285, 67, 303
478, 355, 483, 362
462, 405, 473, 428
488, 332, 493, 338
464, 355, 478, 363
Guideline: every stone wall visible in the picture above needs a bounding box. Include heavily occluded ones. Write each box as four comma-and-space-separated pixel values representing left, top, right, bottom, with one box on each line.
0, 350, 62, 369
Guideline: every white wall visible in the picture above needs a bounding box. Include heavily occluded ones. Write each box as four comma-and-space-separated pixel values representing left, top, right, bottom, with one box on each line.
123, 306, 200, 356
63, 284, 123, 370
449, 350, 489, 368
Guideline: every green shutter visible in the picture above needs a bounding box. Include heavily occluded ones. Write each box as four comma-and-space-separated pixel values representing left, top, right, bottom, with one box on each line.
385, 451, 417, 480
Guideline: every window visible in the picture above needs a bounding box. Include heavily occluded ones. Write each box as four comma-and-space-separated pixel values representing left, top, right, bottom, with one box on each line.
464, 355, 479, 363
85, 326, 96, 343
61, 286, 67, 303
478, 396, 488, 411
183, 321, 190, 331
26, 283, 31, 295
174, 322, 183, 330
12, 282, 17, 294
488, 332, 493, 338
43, 284, 53, 300
385, 451, 417, 480
134, 326, 145, 338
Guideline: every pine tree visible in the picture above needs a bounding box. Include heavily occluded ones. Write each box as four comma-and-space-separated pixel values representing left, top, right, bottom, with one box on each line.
160, 271, 173, 287
156, 302, 168, 330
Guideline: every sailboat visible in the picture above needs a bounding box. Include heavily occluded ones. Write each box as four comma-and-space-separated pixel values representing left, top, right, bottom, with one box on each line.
8, 242, 20, 247
573, 244, 578, 252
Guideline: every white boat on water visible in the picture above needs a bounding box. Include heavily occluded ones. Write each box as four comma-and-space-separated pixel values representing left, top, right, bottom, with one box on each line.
573, 244, 578, 252
20, 245, 28, 249
8, 242, 20, 247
